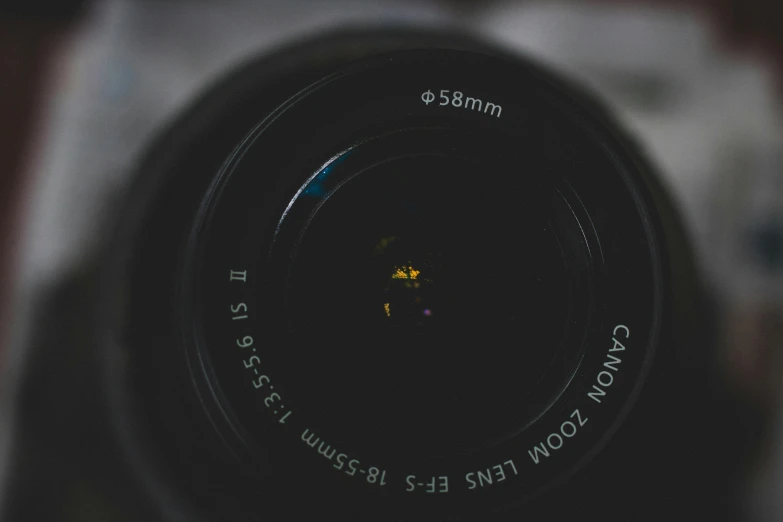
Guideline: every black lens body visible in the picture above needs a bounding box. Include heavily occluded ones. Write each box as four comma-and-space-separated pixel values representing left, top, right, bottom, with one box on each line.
102, 30, 732, 521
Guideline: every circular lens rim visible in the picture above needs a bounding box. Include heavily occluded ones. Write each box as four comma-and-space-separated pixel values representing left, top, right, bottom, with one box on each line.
177, 48, 663, 516
264, 129, 595, 459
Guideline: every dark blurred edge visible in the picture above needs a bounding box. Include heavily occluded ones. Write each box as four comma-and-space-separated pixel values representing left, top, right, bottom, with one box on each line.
0, 1, 781, 521
0, 1, 86, 19
0, 5, 82, 370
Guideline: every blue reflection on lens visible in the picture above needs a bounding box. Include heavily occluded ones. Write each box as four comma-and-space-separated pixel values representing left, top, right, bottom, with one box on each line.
303, 151, 352, 198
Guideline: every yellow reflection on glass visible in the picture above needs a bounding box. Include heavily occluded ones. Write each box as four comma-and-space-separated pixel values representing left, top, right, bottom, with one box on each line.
391, 265, 420, 280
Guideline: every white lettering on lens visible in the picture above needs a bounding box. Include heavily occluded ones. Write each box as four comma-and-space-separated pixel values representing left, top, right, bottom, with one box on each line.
421, 89, 502, 118
334, 453, 347, 471
477, 469, 492, 487
243, 355, 260, 368
613, 324, 630, 338
366, 467, 386, 485
301, 429, 319, 447
560, 420, 577, 438
484, 102, 502, 117
465, 96, 482, 111
597, 370, 614, 387
587, 384, 606, 403
610, 337, 626, 352
547, 433, 563, 450
230, 302, 248, 320
252, 374, 270, 388
302, 430, 387, 485
603, 353, 622, 372
588, 325, 628, 403
236, 335, 253, 348
406, 475, 448, 493
317, 442, 336, 460
466, 460, 518, 489
528, 409, 588, 464
229, 269, 247, 282
570, 408, 588, 426
528, 442, 550, 464
427, 476, 448, 493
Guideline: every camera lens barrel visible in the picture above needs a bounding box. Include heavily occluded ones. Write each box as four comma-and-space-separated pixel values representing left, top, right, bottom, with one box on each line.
104, 34, 695, 521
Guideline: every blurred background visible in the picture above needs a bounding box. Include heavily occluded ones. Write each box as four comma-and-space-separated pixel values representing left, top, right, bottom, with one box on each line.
1, 0, 781, 520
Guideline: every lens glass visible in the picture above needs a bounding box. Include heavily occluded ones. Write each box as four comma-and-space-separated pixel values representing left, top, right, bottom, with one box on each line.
275, 151, 584, 459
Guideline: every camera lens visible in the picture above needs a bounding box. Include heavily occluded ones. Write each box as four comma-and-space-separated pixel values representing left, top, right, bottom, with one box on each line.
105, 34, 683, 521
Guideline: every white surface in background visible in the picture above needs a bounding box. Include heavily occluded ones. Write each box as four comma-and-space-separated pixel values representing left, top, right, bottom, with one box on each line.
16, 0, 456, 288
477, 1, 783, 299
17, 0, 783, 294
